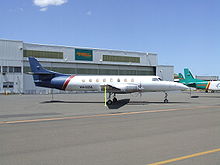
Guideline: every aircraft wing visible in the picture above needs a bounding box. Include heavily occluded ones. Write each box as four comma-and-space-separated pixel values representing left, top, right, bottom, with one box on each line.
102, 84, 121, 91
100, 83, 141, 93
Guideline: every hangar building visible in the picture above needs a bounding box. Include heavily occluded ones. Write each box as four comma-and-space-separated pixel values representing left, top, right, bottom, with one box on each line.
0, 39, 173, 94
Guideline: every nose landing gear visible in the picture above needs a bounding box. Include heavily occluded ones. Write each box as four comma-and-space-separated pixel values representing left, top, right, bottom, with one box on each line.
164, 92, 169, 103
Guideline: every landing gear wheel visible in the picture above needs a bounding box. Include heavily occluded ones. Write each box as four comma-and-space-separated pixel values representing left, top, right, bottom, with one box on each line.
164, 92, 168, 103
106, 100, 113, 105
113, 97, 118, 103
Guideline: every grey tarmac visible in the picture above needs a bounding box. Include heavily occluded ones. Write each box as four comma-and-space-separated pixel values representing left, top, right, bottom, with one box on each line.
0, 92, 220, 165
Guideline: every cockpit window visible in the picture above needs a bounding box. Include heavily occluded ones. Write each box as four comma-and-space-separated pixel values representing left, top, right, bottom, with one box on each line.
152, 78, 160, 81
158, 78, 162, 81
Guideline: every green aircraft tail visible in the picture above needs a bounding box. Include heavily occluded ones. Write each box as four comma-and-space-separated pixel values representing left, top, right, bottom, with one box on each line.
183, 68, 207, 89
184, 68, 195, 80
178, 73, 186, 83
178, 68, 209, 89
184, 68, 204, 83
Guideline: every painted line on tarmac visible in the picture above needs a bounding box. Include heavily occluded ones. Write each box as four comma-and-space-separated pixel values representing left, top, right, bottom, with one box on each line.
148, 147, 220, 165
0, 105, 219, 125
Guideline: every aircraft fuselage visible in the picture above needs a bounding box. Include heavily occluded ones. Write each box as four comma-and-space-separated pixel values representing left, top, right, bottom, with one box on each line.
48, 75, 187, 93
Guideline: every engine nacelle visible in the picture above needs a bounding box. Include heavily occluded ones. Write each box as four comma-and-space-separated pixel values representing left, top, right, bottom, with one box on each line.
117, 84, 140, 93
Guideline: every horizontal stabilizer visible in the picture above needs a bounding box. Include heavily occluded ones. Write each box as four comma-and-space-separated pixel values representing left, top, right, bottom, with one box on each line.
27, 72, 56, 75
187, 83, 197, 88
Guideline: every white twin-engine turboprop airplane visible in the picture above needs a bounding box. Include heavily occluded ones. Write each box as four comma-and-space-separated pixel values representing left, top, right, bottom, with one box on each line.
28, 57, 188, 105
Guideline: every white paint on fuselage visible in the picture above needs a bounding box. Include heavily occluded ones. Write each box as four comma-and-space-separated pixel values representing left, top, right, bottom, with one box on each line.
65, 75, 187, 93
209, 81, 220, 91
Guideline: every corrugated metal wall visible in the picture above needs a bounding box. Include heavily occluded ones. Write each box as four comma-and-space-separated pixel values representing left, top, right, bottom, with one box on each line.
156, 65, 174, 81
0, 40, 23, 93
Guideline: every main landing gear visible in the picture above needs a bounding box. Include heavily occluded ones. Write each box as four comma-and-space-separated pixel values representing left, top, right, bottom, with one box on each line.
105, 92, 169, 104
106, 93, 118, 105
164, 92, 169, 103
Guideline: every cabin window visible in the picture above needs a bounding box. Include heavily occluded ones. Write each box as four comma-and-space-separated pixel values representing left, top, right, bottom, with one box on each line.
131, 78, 134, 82
96, 79, 99, 82
110, 78, 113, 82
89, 79, 92, 82
124, 78, 127, 82
103, 78, 106, 82
82, 79, 85, 82
117, 78, 120, 82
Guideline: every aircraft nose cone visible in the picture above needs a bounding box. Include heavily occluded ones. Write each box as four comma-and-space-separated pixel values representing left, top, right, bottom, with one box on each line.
176, 83, 188, 90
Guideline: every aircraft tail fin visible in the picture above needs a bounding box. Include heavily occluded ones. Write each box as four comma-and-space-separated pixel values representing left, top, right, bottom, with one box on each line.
28, 57, 67, 88
183, 68, 205, 85
28, 57, 53, 74
178, 73, 184, 79
178, 73, 186, 83
184, 68, 195, 80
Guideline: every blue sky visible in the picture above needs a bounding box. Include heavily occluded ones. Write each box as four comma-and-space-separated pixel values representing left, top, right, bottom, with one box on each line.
0, 0, 219, 76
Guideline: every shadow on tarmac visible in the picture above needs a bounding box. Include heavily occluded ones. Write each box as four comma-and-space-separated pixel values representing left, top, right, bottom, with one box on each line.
195, 95, 220, 98
41, 99, 131, 109
190, 96, 199, 98
41, 100, 104, 104
41, 99, 190, 109
128, 101, 191, 105
190, 94, 220, 98
106, 99, 130, 109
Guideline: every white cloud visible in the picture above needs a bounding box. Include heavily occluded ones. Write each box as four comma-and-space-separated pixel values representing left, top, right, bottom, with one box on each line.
33, 0, 68, 11
40, 7, 48, 11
